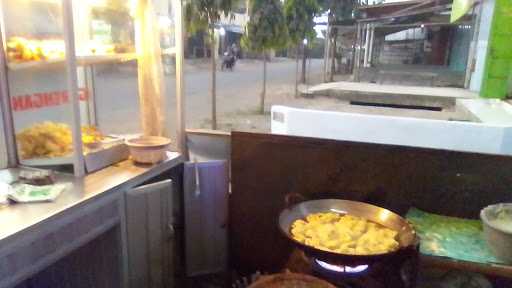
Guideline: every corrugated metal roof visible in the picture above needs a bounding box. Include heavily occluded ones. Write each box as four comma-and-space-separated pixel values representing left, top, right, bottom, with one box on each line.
357, 0, 454, 24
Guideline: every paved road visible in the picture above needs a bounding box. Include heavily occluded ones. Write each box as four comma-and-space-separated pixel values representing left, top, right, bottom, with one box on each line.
93, 58, 323, 136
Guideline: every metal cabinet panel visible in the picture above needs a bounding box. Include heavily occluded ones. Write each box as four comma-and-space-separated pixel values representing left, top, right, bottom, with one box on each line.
1, 193, 122, 288
125, 179, 174, 288
184, 161, 229, 276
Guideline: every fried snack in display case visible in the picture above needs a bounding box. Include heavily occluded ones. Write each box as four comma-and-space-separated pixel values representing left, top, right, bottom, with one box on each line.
16, 121, 128, 172
81, 125, 105, 147
3, 0, 136, 68
16, 122, 106, 160
73, 0, 135, 58
1, 0, 137, 174
5, 36, 132, 65
0, 0, 184, 175
16, 122, 73, 159
6, 37, 66, 63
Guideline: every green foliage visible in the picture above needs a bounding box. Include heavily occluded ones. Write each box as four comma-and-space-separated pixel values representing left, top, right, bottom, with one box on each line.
317, 0, 356, 24
243, 0, 288, 52
184, 2, 208, 35
90, 0, 132, 43
90, 0, 131, 26
284, 0, 320, 45
184, 0, 238, 35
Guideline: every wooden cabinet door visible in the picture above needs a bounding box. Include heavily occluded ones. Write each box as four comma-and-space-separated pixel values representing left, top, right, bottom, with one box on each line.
125, 180, 174, 288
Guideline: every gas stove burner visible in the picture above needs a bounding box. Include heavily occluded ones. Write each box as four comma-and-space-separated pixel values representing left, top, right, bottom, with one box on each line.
312, 258, 383, 288
314, 259, 369, 274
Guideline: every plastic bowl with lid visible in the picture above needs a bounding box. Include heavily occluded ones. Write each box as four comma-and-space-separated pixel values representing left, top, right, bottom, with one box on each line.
125, 136, 171, 164
480, 203, 512, 264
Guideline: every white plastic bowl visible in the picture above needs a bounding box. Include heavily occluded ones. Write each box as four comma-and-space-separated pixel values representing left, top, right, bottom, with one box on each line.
125, 136, 171, 164
480, 203, 512, 264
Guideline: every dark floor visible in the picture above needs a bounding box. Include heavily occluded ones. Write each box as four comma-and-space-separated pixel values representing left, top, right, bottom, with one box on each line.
177, 268, 512, 288
176, 271, 268, 288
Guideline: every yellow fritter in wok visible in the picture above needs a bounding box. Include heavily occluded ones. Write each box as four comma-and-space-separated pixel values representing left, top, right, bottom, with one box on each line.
291, 212, 399, 255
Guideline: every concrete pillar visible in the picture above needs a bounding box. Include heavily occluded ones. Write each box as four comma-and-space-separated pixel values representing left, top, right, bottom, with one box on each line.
368, 24, 375, 67
323, 25, 331, 82
353, 23, 362, 82
464, 2, 483, 88
469, 0, 495, 92
363, 23, 371, 67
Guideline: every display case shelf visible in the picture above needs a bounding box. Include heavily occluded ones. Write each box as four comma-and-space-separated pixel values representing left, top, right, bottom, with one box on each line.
7, 53, 138, 71
19, 156, 73, 166
7, 49, 176, 71
162, 47, 177, 56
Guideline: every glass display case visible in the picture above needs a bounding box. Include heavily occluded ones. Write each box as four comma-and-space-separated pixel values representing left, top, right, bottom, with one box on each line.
0, 0, 184, 176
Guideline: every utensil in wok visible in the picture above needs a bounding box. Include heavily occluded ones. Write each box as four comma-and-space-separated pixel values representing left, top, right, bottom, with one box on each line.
278, 195, 418, 265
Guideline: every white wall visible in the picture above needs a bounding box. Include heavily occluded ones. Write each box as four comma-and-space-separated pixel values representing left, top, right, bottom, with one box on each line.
271, 105, 512, 156
470, 0, 495, 92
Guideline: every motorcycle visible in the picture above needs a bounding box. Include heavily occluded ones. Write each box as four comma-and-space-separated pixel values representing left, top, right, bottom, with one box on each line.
221, 52, 236, 71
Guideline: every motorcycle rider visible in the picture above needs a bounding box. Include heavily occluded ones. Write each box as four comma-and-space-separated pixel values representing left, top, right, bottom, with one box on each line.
222, 43, 238, 70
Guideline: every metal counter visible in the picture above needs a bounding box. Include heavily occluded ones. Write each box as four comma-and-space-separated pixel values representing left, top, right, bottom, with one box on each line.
0, 152, 183, 245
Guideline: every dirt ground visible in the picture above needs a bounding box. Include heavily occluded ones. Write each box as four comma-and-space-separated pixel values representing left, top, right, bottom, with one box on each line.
196, 60, 355, 133
199, 72, 467, 133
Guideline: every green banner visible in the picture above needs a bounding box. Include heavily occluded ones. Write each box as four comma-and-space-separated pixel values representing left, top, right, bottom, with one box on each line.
451, 0, 475, 23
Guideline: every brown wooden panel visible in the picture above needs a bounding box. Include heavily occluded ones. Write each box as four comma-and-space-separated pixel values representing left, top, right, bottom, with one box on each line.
230, 132, 512, 273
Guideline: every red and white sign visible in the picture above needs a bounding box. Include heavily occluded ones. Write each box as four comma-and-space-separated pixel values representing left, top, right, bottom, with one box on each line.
11, 88, 89, 112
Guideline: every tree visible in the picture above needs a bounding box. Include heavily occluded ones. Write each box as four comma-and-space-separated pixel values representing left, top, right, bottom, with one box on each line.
284, 0, 320, 91
317, 0, 356, 81
243, 0, 288, 114
91, 0, 133, 45
184, 0, 237, 129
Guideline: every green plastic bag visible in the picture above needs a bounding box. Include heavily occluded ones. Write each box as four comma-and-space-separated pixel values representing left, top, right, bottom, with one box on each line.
406, 208, 504, 264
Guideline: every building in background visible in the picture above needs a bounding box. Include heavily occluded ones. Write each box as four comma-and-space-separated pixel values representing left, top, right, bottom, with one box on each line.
322, 0, 510, 99
218, 1, 248, 56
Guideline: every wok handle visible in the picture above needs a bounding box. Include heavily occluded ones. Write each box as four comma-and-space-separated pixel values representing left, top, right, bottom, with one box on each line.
284, 193, 306, 209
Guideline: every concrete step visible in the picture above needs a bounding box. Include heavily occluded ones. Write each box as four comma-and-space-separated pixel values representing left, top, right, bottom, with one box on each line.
303, 81, 477, 109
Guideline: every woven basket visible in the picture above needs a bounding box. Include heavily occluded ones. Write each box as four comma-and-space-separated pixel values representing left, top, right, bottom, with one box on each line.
247, 272, 336, 288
